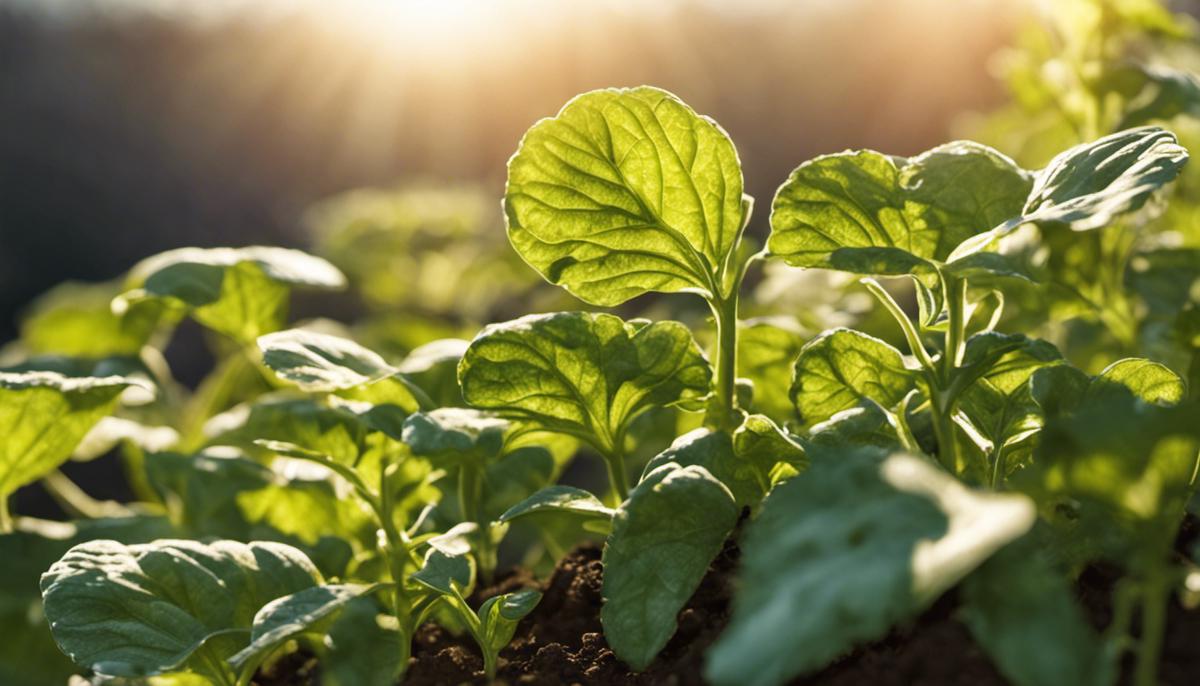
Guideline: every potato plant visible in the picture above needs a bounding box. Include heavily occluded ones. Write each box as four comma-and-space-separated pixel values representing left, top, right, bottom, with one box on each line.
1, 3, 1199, 685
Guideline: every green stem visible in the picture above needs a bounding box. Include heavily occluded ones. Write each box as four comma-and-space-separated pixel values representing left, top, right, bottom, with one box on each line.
43, 470, 131, 519
708, 291, 741, 431
1134, 571, 1170, 686
459, 465, 494, 582
932, 277, 969, 474
378, 466, 413, 625
0, 494, 11, 534
989, 443, 1008, 490
604, 447, 630, 505
861, 278, 935, 372
944, 277, 968, 381
929, 401, 961, 473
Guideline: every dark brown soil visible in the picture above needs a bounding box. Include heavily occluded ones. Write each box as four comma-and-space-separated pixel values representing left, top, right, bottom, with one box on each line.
403, 539, 1200, 686
259, 518, 1200, 685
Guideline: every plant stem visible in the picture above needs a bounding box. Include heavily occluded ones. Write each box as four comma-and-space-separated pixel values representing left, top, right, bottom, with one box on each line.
861, 278, 935, 372
604, 447, 630, 505
944, 277, 968, 380
43, 470, 132, 519
458, 465, 494, 582
1134, 571, 1169, 686
708, 291, 740, 431
0, 494, 11, 534
931, 277, 969, 474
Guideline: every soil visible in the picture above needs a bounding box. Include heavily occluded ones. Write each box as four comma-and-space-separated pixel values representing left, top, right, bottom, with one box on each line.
258, 520, 1200, 686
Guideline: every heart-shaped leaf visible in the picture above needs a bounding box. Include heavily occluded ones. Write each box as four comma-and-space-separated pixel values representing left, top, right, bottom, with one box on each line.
505, 86, 749, 305
790, 328, 917, 428
459, 312, 711, 456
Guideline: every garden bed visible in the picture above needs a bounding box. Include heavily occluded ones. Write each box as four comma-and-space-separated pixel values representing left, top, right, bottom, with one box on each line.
257, 522, 1200, 686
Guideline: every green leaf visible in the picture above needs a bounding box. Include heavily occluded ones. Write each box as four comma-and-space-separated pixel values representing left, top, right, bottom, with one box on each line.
805, 399, 905, 452
229, 583, 383, 671
505, 86, 748, 305
790, 328, 916, 428
0, 371, 142, 501
957, 334, 1064, 481
643, 428, 770, 508
479, 588, 542, 655
1030, 365, 1091, 419
1114, 64, 1200, 129
144, 449, 368, 577
397, 338, 470, 408
602, 463, 738, 670
1021, 392, 1200, 526
412, 548, 474, 596
731, 414, 807, 475
768, 141, 1031, 277
459, 312, 711, 455
0, 516, 175, 686
737, 317, 807, 422
1087, 357, 1184, 406
1021, 127, 1188, 232
499, 485, 615, 524
206, 395, 396, 486
323, 598, 404, 686
402, 408, 508, 466
40, 539, 320, 680
961, 538, 1113, 686
119, 246, 345, 342
706, 450, 1035, 686
19, 280, 168, 357
258, 328, 427, 415
258, 329, 391, 390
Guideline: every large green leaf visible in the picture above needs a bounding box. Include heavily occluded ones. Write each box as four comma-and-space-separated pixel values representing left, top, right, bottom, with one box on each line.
0, 516, 175, 686
602, 463, 738, 670
1020, 127, 1188, 232
118, 246, 345, 343
790, 328, 916, 428
706, 450, 1035, 686
505, 86, 748, 305
40, 539, 320, 681
768, 141, 1031, 276
1021, 391, 1200, 527
0, 371, 142, 501
459, 312, 711, 455
961, 538, 1113, 686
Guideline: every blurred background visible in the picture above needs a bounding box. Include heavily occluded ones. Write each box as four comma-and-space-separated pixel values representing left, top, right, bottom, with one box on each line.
0, 0, 1031, 344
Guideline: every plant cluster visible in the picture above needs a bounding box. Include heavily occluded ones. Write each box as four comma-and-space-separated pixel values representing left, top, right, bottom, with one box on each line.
2, 2, 1199, 685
